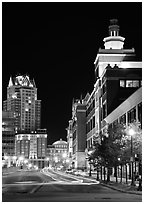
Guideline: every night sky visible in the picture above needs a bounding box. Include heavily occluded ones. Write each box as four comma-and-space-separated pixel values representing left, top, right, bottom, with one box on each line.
2, 2, 142, 145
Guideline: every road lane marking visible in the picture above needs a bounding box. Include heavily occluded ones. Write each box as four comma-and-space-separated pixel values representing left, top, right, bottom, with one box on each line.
41, 169, 83, 183
42, 169, 100, 184
14, 181, 36, 184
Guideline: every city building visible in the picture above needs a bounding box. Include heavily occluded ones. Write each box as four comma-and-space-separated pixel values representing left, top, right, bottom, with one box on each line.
3, 74, 41, 133
71, 99, 87, 169
15, 129, 47, 168
2, 111, 16, 167
102, 87, 142, 129
47, 139, 68, 169
67, 19, 142, 171
101, 87, 142, 179
66, 120, 73, 158
86, 19, 142, 150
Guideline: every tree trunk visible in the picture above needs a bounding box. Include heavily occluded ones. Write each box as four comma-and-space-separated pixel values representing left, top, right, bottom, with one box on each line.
125, 164, 128, 184
100, 166, 102, 180
104, 166, 106, 181
107, 167, 111, 182
129, 163, 131, 179
97, 168, 99, 180
114, 166, 118, 183
120, 164, 122, 183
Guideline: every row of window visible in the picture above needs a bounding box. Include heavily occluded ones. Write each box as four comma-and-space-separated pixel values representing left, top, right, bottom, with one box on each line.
86, 80, 141, 114
102, 103, 107, 120
22, 90, 35, 93
112, 102, 142, 127
54, 145, 67, 148
54, 150, 67, 153
86, 116, 95, 133
86, 99, 95, 117
120, 80, 142, 88
73, 130, 76, 141
87, 137, 93, 149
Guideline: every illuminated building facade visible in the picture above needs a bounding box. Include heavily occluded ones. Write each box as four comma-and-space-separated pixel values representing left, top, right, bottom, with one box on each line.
71, 99, 87, 169
47, 139, 68, 169
67, 19, 142, 170
66, 120, 73, 158
86, 19, 142, 151
102, 87, 142, 129
3, 74, 41, 133
15, 129, 47, 168
2, 111, 15, 160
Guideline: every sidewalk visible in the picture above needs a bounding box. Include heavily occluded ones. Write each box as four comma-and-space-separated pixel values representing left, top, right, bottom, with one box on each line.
2, 166, 20, 175
90, 174, 142, 195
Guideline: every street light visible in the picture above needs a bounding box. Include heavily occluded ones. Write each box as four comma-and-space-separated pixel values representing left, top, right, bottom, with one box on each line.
28, 163, 32, 169
24, 159, 28, 164
66, 159, 69, 163
54, 156, 58, 162
128, 128, 135, 186
18, 156, 24, 169
4, 155, 9, 160
62, 153, 67, 158
13, 156, 17, 160
118, 157, 123, 183
46, 157, 49, 167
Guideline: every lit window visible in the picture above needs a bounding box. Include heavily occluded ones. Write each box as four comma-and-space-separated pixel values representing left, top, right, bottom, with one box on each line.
120, 80, 125, 87
126, 80, 139, 87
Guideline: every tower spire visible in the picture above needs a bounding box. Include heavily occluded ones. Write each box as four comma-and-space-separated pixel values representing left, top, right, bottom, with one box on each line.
8, 76, 13, 87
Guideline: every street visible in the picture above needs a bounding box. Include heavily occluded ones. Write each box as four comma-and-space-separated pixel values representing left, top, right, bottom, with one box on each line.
2, 168, 142, 202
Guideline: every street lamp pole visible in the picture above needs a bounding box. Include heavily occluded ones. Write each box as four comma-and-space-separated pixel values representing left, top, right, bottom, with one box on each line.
129, 129, 135, 186
89, 162, 92, 177
131, 135, 135, 186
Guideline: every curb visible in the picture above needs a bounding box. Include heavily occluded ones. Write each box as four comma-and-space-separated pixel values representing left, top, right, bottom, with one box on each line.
69, 173, 142, 195
100, 182, 142, 195
29, 183, 44, 194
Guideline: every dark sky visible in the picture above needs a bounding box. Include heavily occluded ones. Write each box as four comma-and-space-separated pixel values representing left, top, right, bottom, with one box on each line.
2, 2, 142, 145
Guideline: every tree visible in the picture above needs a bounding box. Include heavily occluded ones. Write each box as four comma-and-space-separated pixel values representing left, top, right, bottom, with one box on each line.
120, 121, 142, 159
121, 121, 142, 179
90, 123, 127, 182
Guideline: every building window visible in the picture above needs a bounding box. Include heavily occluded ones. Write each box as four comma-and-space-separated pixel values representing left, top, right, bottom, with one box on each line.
138, 103, 142, 126
102, 83, 106, 94
102, 103, 107, 119
128, 107, 136, 123
93, 99, 95, 108
93, 116, 95, 128
119, 114, 126, 124
120, 80, 140, 88
120, 80, 125, 87
126, 80, 139, 88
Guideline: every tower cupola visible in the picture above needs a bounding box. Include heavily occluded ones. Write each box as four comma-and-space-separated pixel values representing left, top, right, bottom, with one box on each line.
103, 19, 125, 49
109, 19, 119, 37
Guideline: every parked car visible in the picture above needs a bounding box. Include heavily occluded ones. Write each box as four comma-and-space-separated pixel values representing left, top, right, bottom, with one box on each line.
65, 169, 72, 174
73, 170, 84, 176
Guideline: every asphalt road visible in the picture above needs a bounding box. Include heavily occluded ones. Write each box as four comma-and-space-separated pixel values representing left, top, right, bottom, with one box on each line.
2, 169, 142, 202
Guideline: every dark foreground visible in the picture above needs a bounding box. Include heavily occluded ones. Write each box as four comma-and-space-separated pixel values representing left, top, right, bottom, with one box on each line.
2, 169, 142, 202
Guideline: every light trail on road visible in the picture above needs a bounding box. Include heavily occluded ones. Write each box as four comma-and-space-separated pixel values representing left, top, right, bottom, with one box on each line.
41, 169, 100, 185
2, 170, 142, 202
2, 169, 99, 196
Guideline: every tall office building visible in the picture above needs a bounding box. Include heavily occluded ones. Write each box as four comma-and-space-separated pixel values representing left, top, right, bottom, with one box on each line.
2, 111, 15, 157
3, 74, 41, 133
